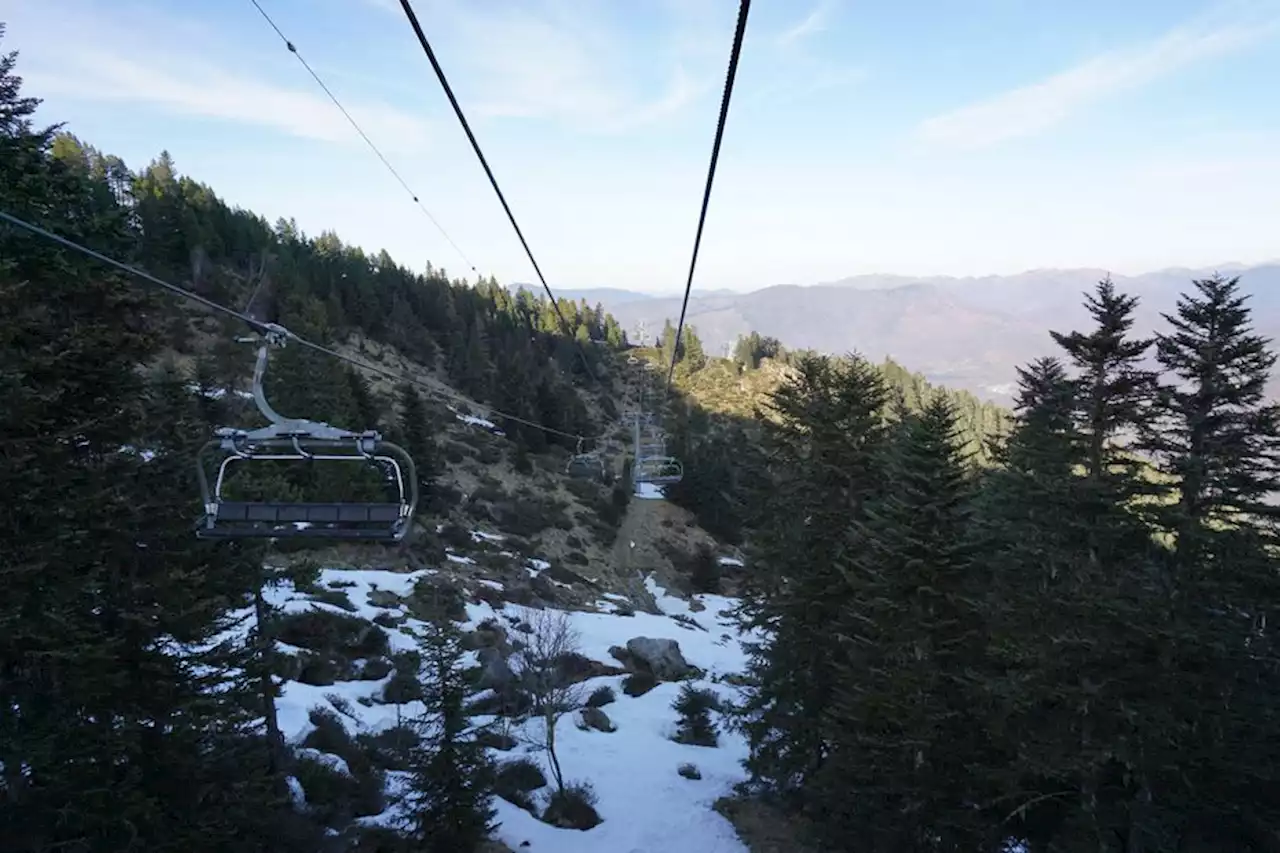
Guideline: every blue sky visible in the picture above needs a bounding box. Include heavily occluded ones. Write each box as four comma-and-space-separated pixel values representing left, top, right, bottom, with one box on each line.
3, 0, 1279, 294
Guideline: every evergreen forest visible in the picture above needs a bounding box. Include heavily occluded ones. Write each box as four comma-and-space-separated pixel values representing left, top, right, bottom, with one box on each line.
3, 24, 1278, 853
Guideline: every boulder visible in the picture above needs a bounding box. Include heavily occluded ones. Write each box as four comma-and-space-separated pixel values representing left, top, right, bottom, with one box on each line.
624, 636, 692, 680
475, 646, 516, 691
578, 706, 617, 733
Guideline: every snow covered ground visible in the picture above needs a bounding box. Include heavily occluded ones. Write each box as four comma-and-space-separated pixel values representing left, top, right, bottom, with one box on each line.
245, 553, 760, 853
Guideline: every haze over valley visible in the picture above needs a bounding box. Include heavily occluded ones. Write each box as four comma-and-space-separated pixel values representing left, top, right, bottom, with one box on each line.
527, 262, 1280, 401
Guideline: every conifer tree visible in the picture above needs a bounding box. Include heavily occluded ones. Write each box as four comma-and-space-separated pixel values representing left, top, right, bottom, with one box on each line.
0, 40, 322, 848
735, 354, 889, 801
397, 381, 441, 511
401, 620, 497, 852
816, 397, 987, 850
1147, 274, 1280, 559
1142, 274, 1280, 843
974, 355, 1162, 851
1049, 277, 1156, 483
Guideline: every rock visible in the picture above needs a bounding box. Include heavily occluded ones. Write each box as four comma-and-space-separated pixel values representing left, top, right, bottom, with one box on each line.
578, 706, 617, 733
463, 620, 510, 654
476, 729, 519, 751
367, 588, 403, 609
678, 763, 702, 780
529, 573, 560, 603
622, 671, 658, 697
689, 598, 707, 613
476, 646, 516, 691
545, 563, 595, 588
624, 637, 692, 680
553, 652, 626, 687
355, 656, 394, 681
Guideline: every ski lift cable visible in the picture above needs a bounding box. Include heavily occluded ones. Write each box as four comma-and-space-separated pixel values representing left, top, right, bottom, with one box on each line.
393, 0, 596, 382
247, 0, 478, 276
665, 0, 751, 396
0, 209, 602, 444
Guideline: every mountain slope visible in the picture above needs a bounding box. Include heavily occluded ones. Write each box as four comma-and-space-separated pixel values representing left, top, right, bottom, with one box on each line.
599, 264, 1280, 400
252, 549, 758, 852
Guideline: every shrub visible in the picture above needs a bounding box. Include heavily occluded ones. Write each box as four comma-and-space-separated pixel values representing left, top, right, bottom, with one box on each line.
586, 685, 616, 708
689, 544, 722, 595
276, 609, 390, 659
356, 725, 419, 772
438, 521, 472, 550
494, 757, 547, 813
622, 671, 657, 697
542, 781, 602, 830
293, 753, 386, 827
380, 651, 424, 705
672, 684, 720, 747
306, 587, 357, 612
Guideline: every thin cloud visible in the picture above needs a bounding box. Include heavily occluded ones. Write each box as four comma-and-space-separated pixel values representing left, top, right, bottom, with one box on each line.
24, 50, 432, 152
778, 1, 834, 47
379, 0, 724, 133
917, 13, 1280, 149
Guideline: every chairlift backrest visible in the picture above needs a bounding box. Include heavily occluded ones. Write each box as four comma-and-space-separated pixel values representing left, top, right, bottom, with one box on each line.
194, 334, 420, 542
565, 451, 604, 479
633, 454, 683, 486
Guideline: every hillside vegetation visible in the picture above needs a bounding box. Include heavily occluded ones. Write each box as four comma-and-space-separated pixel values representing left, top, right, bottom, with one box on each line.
5, 25, 1280, 853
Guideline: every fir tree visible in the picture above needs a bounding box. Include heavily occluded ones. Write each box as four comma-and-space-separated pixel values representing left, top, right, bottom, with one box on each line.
1147, 274, 1280, 559
1049, 277, 1156, 483
816, 397, 987, 851
735, 354, 889, 802
1141, 274, 1280, 845
396, 381, 441, 511
0, 40, 321, 848
401, 621, 497, 853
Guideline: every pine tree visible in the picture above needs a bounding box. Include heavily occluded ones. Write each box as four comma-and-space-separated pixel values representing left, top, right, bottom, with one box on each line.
397, 381, 441, 513
1141, 274, 1280, 845
401, 620, 497, 853
1049, 277, 1155, 483
0, 41, 323, 848
974, 356, 1163, 851
815, 397, 988, 851
735, 355, 889, 803
1147, 274, 1280, 560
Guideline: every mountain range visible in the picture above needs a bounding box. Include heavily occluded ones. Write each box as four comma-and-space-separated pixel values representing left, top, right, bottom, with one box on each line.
515, 264, 1280, 402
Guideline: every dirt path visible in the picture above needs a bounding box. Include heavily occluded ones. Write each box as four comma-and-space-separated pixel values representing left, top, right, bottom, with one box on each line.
611, 495, 667, 613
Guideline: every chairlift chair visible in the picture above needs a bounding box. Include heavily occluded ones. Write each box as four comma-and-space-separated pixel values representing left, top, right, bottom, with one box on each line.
633, 454, 683, 486
195, 325, 419, 542
565, 438, 606, 480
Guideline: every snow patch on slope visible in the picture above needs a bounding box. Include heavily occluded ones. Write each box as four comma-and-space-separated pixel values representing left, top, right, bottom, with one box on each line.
244, 554, 759, 853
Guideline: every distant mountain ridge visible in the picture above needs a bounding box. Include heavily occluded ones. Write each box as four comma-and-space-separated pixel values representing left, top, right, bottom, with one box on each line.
571, 263, 1280, 402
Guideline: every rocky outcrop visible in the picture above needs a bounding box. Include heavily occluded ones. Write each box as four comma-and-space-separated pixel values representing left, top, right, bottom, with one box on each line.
610, 636, 692, 681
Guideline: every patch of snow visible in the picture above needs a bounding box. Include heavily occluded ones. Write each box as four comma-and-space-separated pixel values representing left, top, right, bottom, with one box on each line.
490, 676, 750, 853
186, 383, 254, 401
717, 557, 744, 568
247, 561, 757, 853
448, 405, 507, 436
634, 482, 666, 500
286, 775, 306, 808
477, 579, 505, 591
446, 552, 477, 566
471, 530, 506, 544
